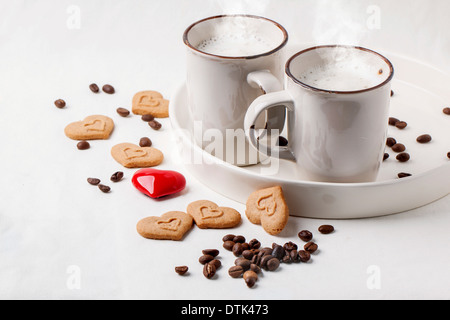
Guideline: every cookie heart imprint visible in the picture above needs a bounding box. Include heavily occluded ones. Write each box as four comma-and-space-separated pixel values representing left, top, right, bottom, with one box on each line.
111, 143, 163, 168
64, 115, 114, 140
132, 168, 186, 198
136, 211, 193, 241
187, 200, 241, 229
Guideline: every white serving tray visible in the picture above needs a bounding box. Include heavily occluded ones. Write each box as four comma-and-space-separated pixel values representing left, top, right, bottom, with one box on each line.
169, 51, 450, 219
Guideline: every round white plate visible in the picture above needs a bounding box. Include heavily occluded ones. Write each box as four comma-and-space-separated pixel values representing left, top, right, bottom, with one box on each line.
169, 52, 450, 219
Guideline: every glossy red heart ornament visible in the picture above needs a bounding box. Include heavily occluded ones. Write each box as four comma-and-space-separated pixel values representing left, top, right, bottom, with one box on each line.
132, 168, 186, 199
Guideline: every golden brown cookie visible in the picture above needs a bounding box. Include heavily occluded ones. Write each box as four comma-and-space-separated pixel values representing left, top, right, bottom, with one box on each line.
245, 186, 289, 235
136, 211, 193, 241
132, 90, 169, 118
187, 200, 241, 229
64, 115, 114, 140
111, 142, 163, 168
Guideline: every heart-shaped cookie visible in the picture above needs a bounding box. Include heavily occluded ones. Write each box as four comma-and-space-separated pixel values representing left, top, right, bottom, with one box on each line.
132, 90, 169, 118
64, 115, 114, 140
245, 186, 289, 235
132, 168, 186, 198
111, 143, 163, 168
187, 200, 241, 229
136, 211, 193, 241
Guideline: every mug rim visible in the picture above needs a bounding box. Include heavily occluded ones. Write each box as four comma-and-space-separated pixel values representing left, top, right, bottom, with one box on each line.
183, 14, 289, 60
285, 45, 395, 95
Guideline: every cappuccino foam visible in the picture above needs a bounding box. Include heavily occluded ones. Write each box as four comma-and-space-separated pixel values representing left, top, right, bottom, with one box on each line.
196, 34, 274, 57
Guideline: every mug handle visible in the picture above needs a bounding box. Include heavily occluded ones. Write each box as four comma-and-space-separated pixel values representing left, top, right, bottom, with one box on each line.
244, 90, 296, 161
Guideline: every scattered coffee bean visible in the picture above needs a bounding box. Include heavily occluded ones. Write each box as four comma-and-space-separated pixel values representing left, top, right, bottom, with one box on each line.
243, 270, 258, 288
447, 152, 450, 159
398, 172, 412, 179
110, 171, 124, 182
386, 137, 397, 147
54, 99, 66, 109
304, 241, 318, 253
298, 230, 313, 242
87, 178, 101, 185
242, 250, 254, 260
395, 121, 408, 129
298, 250, 311, 262
203, 263, 216, 279
277, 136, 288, 147
199, 254, 215, 265
116, 107, 130, 117
223, 240, 235, 251
98, 184, 111, 193
89, 83, 99, 93
389, 117, 399, 126
202, 249, 219, 257
139, 137, 152, 147
271, 245, 285, 260
209, 259, 221, 269
250, 264, 261, 274
443, 107, 450, 115
266, 257, 280, 271
289, 250, 300, 263
232, 242, 244, 257
102, 84, 115, 94
416, 134, 432, 144
248, 239, 261, 249
396, 152, 410, 162
383, 153, 390, 161
233, 235, 246, 243
283, 241, 297, 251
222, 234, 235, 242
260, 254, 273, 269
228, 265, 244, 278
77, 140, 90, 150
175, 266, 188, 275
235, 257, 251, 271
392, 143, 406, 153
318, 225, 334, 234
390, 90, 394, 97
149, 120, 162, 130
141, 114, 155, 122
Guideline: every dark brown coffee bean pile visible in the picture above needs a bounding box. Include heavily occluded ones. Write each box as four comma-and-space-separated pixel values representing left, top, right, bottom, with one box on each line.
416, 134, 432, 144
54, 99, 66, 109
198, 248, 221, 280
116, 107, 130, 117
77, 140, 90, 150
149, 119, 162, 130
102, 84, 115, 94
89, 83, 100, 93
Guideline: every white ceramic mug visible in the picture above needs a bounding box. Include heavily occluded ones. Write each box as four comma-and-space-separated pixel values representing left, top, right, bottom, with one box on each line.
244, 45, 394, 183
183, 15, 288, 166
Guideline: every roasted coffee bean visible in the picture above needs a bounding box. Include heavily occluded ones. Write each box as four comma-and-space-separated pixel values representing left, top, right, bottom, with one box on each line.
87, 178, 101, 185
116, 107, 130, 117
290, 250, 300, 262
271, 245, 285, 260
77, 140, 90, 150
202, 249, 219, 257
447, 152, 450, 159
298, 230, 313, 242
232, 242, 244, 256
89, 83, 99, 93
392, 143, 406, 153
102, 84, 115, 94
223, 240, 235, 251
243, 270, 258, 286
228, 265, 244, 278
282, 254, 291, 263
395, 121, 408, 129
248, 239, 261, 249
149, 120, 162, 130
209, 259, 221, 269
98, 184, 111, 193
283, 241, 297, 251
386, 137, 397, 147
203, 263, 216, 279
110, 171, 124, 182
233, 235, 246, 243
304, 241, 318, 253
298, 250, 311, 262
175, 266, 188, 275
250, 264, 261, 274
390, 90, 394, 97
54, 99, 66, 109
260, 254, 273, 269
139, 137, 152, 147
141, 114, 155, 122
396, 152, 410, 162
388, 117, 399, 126
266, 257, 280, 271
242, 250, 254, 260
260, 247, 273, 256
235, 258, 251, 271
398, 172, 412, 179
383, 153, 390, 161
199, 254, 215, 265
443, 107, 450, 115
277, 136, 288, 147
417, 134, 432, 144
318, 225, 334, 234
222, 234, 235, 242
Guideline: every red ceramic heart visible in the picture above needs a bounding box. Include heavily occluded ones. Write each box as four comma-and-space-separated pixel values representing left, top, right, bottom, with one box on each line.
132, 168, 186, 199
